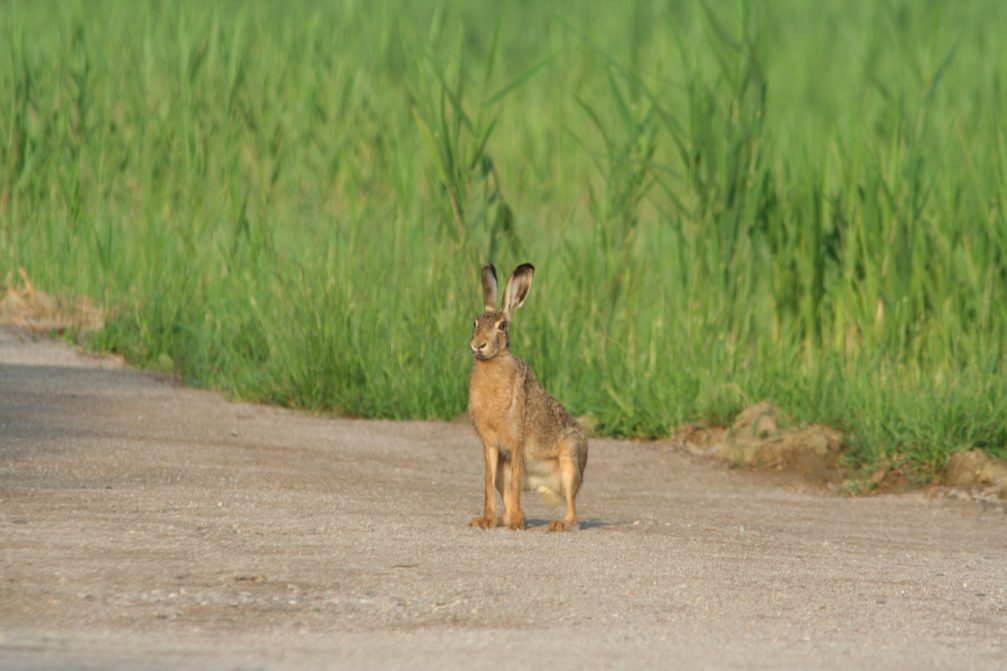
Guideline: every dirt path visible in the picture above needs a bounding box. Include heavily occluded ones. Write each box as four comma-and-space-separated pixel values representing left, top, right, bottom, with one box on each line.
1, 328, 1005, 670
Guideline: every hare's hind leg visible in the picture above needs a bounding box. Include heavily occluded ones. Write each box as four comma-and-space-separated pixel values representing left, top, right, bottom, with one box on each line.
547, 446, 581, 532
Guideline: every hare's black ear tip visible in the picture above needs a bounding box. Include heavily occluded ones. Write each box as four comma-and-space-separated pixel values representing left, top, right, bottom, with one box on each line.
481, 263, 498, 277
517, 263, 535, 274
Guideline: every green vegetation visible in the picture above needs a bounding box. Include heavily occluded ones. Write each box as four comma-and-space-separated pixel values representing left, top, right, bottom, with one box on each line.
3, 0, 1006, 482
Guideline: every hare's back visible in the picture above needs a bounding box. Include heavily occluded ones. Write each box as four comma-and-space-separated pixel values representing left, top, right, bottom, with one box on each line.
523, 375, 584, 448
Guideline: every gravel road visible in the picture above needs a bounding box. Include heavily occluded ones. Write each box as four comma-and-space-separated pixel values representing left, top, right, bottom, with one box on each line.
1, 328, 1005, 670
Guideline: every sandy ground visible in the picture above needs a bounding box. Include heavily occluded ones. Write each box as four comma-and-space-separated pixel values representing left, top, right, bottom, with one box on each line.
1, 328, 1005, 670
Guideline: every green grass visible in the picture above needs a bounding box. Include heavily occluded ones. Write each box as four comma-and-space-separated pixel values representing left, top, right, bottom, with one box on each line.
3, 0, 1006, 483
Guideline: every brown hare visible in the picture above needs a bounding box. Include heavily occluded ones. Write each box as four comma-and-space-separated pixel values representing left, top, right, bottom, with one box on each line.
468, 263, 588, 531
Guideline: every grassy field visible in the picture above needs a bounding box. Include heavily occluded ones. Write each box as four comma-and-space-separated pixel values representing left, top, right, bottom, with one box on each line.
3, 0, 1006, 483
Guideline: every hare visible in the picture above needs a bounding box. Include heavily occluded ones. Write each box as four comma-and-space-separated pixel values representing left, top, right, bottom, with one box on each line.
467, 263, 588, 532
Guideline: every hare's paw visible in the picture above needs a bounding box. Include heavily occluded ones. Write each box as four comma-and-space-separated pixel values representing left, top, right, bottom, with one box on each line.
547, 519, 579, 532
469, 515, 498, 529
503, 512, 525, 531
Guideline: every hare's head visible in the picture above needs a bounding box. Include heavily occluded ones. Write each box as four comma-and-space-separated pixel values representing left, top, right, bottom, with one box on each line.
470, 263, 534, 361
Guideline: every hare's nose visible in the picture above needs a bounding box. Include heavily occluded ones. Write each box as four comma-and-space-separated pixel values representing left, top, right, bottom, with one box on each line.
472, 341, 488, 352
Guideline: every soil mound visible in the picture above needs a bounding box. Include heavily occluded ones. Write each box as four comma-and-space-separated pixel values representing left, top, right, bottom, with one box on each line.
0, 267, 103, 334
946, 449, 1007, 499
672, 402, 845, 485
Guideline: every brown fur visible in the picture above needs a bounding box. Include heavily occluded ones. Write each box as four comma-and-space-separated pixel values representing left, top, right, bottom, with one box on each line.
467, 263, 588, 532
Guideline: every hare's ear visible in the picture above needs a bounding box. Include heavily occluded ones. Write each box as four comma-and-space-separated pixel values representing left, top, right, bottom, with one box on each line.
480, 264, 499, 312
502, 263, 535, 319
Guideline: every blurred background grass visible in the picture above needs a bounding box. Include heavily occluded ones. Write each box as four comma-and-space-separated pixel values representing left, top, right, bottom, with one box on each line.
2, 0, 1006, 480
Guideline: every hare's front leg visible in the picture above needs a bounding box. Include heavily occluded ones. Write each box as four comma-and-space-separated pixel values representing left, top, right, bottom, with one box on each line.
502, 442, 525, 530
469, 438, 499, 529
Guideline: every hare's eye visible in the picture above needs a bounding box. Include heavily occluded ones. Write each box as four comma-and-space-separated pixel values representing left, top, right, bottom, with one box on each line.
497, 320, 508, 331
473, 319, 478, 329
